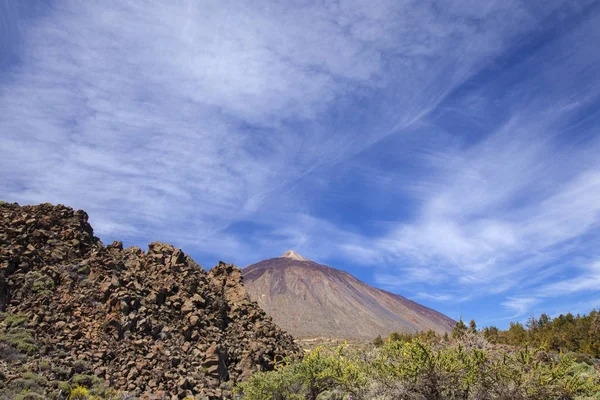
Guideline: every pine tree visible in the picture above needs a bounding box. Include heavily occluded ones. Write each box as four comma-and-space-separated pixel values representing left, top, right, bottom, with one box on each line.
373, 335, 384, 347
469, 319, 477, 333
452, 318, 467, 339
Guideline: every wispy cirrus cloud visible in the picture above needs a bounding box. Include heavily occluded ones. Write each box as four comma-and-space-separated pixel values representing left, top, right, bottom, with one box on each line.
535, 262, 600, 296
0, 0, 552, 245
335, 5, 600, 320
502, 297, 539, 319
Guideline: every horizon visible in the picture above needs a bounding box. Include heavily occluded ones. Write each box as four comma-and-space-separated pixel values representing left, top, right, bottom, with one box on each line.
1, 1, 600, 329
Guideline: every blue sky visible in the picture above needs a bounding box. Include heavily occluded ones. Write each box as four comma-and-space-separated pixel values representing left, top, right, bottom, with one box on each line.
1, 0, 600, 328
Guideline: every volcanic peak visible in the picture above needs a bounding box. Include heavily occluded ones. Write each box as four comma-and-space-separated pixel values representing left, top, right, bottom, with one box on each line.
244, 252, 456, 340
279, 250, 309, 261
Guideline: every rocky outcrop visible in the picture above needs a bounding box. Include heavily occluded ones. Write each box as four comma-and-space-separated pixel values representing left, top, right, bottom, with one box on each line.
0, 202, 299, 399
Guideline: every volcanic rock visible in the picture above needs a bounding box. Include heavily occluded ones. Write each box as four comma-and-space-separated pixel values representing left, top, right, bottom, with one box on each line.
0, 202, 299, 399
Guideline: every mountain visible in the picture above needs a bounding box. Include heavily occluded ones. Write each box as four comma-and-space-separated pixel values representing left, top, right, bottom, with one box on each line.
0, 202, 299, 399
243, 251, 455, 341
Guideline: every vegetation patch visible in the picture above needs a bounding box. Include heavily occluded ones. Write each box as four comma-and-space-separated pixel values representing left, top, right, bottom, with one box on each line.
15, 392, 47, 400
0, 370, 47, 400
69, 385, 90, 400
0, 368, 126, 400
483, 310, 600, 357
71, 374, 116, 398
238, 332, 600, 400
0, 312, 38, 357
22, 271, 55, 297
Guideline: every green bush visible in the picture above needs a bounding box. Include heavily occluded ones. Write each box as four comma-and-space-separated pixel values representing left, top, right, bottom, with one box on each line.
0, 368, 121, 400
0, 371, 47, 400
76, 264, 91, 275
56, 381, 71, 395
71, 374, 111, 397
238, 367, 304, 400
22, 271, 55, 297
238, 335, 600, 400
368, 336, 600, 399
15, 392, 46, 400
238, 343, 367, 400
0, 326, 38, 356
21, 372, 46, 387
372, 335, 384, 347
38, 360, 51, 371
69, 385, 91, 400
72, 374, 97, 388
0, 313, 38, 357
73, 359, 90, 373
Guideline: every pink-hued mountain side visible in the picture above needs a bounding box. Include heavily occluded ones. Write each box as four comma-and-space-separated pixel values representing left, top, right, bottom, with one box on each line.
243, 251, 455, 341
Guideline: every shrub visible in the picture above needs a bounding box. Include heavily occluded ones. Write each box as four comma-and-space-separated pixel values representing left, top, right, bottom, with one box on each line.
0, 368, 120, 400
71, 374, 109, 397
22, 372, 46, 387
0, 313, 38, 356
0, 371, 47, 400
2, 314, 29, 328
15, 393, 46, 400
238, 343, 367, 400
239, 335, 600, 400
38, 360, 51, 371
57, 381, 71, 395
366, 337, 600, 400
372, 335, 384, 347
76, 264, 91, 275
69, 385, 90, 400
72, 374, 101, 388
0, 341, 20, 361
73, 359, 90, 374
103, 388, 124, 400
22, 271, 55, 297
0, 325, 38, 355
237, 368, 303, 400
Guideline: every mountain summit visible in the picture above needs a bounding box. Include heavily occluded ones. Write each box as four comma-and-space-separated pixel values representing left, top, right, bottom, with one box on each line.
280, 250, 310, 261
243, 255, 455, 341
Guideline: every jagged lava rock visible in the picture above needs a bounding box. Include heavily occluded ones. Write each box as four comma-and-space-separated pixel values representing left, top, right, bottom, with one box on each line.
0, 202, 299, 399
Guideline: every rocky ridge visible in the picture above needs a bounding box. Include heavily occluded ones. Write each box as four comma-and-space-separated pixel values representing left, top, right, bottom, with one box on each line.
0, 202, 299, 399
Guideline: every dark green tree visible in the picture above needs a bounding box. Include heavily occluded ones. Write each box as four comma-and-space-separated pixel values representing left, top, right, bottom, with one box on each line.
452, 318, 468, 339
468, 319, 477, 333
373, 335, 384, 347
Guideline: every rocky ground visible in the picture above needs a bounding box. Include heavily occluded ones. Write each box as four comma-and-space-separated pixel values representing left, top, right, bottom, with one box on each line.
0, 202, 299, 399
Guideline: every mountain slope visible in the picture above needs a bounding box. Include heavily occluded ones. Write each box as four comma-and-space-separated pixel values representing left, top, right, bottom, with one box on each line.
243, 251, 455, 340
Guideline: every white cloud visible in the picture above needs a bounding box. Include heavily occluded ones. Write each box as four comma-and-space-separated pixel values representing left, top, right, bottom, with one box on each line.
335, 9, 600, 318
345, 130, 600, 306
0, 0, 555, 252
502, 297, 539, 318
537, 262, 600, 296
